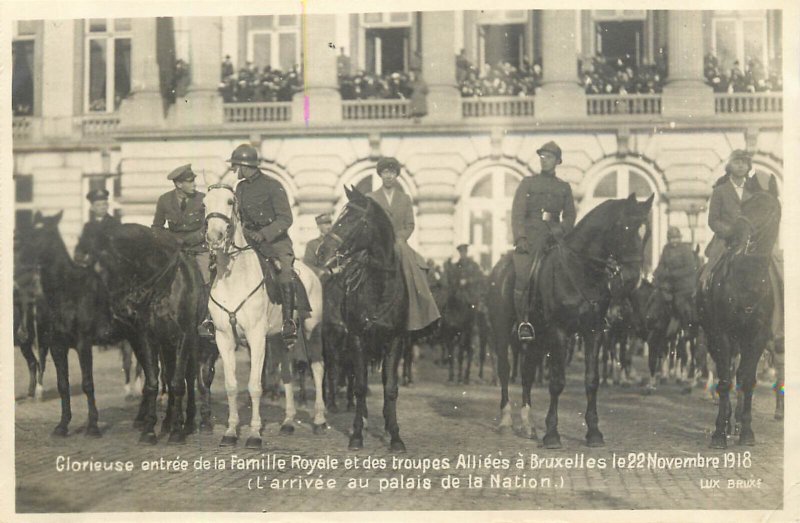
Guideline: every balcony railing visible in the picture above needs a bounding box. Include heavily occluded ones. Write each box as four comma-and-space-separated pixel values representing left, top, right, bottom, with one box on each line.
462, 97, 535, 118
80, 113, 120, 137
224, 102, 292, 123
714, 92, 782, 114
342, 99, 409, 120
586, 94, 662, 116
13, 117, 32, 141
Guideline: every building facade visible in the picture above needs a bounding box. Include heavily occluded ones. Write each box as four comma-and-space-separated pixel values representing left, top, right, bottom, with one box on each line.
12, 10, 783, 271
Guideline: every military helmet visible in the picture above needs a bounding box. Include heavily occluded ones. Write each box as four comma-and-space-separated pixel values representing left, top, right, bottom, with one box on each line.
227, 144, 260, 168
667, 226, 682, 240
536, 141, 563, 164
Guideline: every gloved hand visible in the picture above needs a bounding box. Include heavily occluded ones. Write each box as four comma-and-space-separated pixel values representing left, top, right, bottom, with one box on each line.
246, 230, 265, 243
514, 238, 529, 255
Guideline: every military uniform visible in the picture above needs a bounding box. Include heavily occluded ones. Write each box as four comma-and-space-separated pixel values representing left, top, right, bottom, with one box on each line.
302, 213, 332, 279
235, 170, 295, 284
654, 241, 697, 296
447, 245, 485, 306
76, 188, 120, 259
152, 165, 210, 283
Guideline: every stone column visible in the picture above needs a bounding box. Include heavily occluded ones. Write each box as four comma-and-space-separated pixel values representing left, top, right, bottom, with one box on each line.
421, 11, 461, 121
119, 18, 165, 128
536, 10, 585, 120
661, 11, 714, 118
293, 14, 341, 124
173, 17, 223, 126
40, 20, 76, 138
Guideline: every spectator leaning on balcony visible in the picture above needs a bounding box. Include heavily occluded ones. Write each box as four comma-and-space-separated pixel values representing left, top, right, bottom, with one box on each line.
511, 141, 576, 342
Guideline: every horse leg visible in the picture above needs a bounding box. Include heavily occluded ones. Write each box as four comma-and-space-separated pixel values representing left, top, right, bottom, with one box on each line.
511, 346, 519, 384
35, 340, 48, 400
737, 333, 768, 445
710, 334, 732, 448
19, 340, 38, 398
245, 331, 267, 449
349, 334, 368, 450
198, 339, 218, 432
383, 335, 405, 452
463, 329, 473, 385
446, 334, 455, 383
583, 330, 605, 447
51, 343, 71, 437
137, 334, 160, 445
478, 320, 488, 381
323, 326, 339, 413
160, 350, 176, 438
774, 337, 784, 420
493, 324, 513, 433
519, 349, 538, 441
456, 331, 465, 384
279, 341, 298, 435
311, 360, 328, 433
600, 335, 610, 387
543, 330, 566, 449
76, 338, 101, 438
215, 331, 240, 447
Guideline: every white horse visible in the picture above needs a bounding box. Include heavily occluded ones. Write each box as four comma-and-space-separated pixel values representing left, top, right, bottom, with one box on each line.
204, 170, 326, 449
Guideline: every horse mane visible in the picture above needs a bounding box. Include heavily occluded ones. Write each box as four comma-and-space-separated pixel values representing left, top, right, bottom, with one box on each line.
348, 187, 396, 258
106, 224, 181, 277
566, 199, 625, 254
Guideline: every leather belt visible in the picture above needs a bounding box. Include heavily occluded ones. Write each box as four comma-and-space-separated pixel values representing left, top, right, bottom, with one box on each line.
541, 211, 559, 223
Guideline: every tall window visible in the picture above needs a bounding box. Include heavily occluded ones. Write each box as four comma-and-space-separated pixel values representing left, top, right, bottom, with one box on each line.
712, 11, 768, 73
246, 15, 300, 71
360, 12, 412, 75
592, 11, 647, 66
462, 167, 522, 271
14, 174, 34, 232
477, 10, 528, 72
85, 18, 132, 113
581, 165, 659, 272
12, 21, 37, 116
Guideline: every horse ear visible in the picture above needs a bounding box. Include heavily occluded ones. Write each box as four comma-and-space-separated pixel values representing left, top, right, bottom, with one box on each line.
54, 210, 64, 223
33, 210, 42, 223
641, 193, 655, 210
768, 175, 779, 198
626, 193, 637, 203
344, 185, 353, 200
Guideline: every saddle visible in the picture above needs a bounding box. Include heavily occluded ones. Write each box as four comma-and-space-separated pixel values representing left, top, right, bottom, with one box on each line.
258, 257, 312, 318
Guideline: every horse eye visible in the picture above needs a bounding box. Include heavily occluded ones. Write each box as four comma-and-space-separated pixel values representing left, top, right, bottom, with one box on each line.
227, 199, 234, 206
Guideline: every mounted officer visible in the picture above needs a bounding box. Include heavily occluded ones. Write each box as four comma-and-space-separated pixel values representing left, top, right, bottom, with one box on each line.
303, 213, 333, 279
227, 143, 298, 342
367, 157, 440, 332
78, 188, 120, 247
654, 226, 698, 317
511, 141, 576, 341
152, 164, 213, 334
445, 244, 485, 306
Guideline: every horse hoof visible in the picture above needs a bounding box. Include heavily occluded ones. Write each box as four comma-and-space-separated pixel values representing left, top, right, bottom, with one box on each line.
737, 430, 755, 446
52, 425, 69, 438
168, 431, 187, 445
220, 435, 238, 447
390, 439, 406, 453
541, 433, 562, 449
280, 423, 295, 435
709, 433, 727, 449
313, 423, 329, 435
199, 420, 214, 433
139, 432, 158, 445
497, 424, 512, 435
85, 425, 102, 438
245, 437, 263, 449
586, 431, 605, 447
348, 436, 364, 451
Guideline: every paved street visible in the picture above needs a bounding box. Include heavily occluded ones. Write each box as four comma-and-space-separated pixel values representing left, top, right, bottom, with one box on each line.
14, 342, 783, 513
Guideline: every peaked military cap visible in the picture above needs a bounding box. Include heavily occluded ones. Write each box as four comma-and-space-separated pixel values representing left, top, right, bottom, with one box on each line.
667, 226, 682, 239
167, 164, 196, 182
456, 243, 469, 251
376, 157, 401, 173
536, 141, 563, 164
315, 213, 332, 225
86, 188, 110, 202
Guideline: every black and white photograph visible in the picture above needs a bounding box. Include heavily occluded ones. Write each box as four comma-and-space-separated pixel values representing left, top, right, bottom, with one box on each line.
3, 0, 798, 520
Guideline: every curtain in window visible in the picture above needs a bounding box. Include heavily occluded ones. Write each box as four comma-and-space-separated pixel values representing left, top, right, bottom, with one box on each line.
12, 41, 35, 116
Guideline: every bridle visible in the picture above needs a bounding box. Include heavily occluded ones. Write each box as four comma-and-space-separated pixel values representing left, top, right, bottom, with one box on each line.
204, 182, 251, 255
322, 199, 373, 268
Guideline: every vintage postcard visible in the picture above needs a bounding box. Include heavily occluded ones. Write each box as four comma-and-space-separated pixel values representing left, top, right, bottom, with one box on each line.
2, 0, 797, 521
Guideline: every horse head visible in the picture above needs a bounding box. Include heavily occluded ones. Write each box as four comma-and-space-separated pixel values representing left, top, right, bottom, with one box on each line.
204, 168, 240, 252
23, 210, 66, 266
733, 191, 781, 258
317, 185, 395, 267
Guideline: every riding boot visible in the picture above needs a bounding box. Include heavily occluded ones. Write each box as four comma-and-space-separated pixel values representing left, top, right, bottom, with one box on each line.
280, 283, 298, 343
514, 288, 535, 342
198, 284, 215, 338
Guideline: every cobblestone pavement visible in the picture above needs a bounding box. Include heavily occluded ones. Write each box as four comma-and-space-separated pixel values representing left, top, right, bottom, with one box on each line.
14, 343, 784, 513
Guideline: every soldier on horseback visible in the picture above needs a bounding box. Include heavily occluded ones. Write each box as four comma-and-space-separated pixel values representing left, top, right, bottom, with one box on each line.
303, 213, 333, 279
654, 226, 698, 306
227, 143, 298, 343
152, 164, 213, 335
80, 188, 120, 242
446, 244, 484, 305
511, 141, 576, 341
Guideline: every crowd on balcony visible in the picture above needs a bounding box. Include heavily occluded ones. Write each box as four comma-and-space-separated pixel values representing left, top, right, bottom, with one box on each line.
218, 56, 303, 103
338, 70, 416, 100
579, 54, 667, 95
704, 54, 782, 93
457, 55, 543, 98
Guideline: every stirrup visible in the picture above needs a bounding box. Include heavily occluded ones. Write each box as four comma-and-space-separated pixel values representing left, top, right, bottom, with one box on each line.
282, 319, 298, 342
517, 321, 535, 342
198, 318, 215, 338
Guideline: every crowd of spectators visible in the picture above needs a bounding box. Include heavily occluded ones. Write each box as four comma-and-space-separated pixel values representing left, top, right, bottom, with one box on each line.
579, 54, 667, 95
218, 56, 303, 103
338, 70, 415, 100
704, 54, 782, 93
458, 57, 543, 98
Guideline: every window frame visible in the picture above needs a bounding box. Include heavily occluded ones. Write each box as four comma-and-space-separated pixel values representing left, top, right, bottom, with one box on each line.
83, 18, 132, 114
711, 13, 769, 73
14, 174, 35, 232
246, 25, 300, 71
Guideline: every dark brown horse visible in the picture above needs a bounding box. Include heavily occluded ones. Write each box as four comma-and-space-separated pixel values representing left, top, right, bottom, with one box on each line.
489, 194, 653, 447
698, 184, 781, 448
316, 186, 410, 452
75, 220, 208, 444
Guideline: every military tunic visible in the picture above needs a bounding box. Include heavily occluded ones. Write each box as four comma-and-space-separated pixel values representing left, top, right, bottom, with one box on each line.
152, 189, 210, 282
302, 236, 325, 277
235, 170, 295, 284
654, 242, 697, 295
511, 172, 576, 255
446, 257, 485, 306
